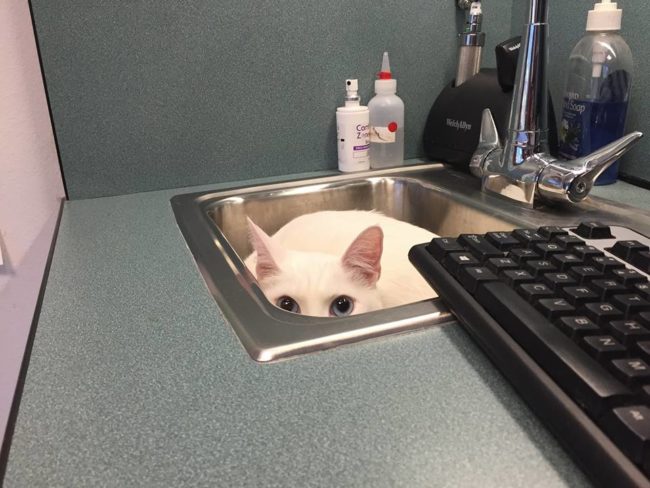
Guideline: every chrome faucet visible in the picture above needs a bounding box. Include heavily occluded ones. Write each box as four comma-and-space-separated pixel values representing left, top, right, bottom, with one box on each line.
469, 0, 642, 206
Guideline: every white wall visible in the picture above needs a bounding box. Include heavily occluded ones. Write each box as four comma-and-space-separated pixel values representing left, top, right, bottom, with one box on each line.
0, 0, 65, 452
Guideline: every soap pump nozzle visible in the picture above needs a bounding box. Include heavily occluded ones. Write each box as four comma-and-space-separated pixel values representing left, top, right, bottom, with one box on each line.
587, 0, 622, 32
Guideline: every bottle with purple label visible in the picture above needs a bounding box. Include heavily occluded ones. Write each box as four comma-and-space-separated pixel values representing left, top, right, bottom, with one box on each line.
558, 0, 633, 185
336, 79, 370, 172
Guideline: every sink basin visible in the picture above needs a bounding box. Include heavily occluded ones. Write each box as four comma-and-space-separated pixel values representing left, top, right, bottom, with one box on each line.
171, 163, 650, 362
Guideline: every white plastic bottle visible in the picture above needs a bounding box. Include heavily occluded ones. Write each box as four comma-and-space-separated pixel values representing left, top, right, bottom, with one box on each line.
336, 79, 370, 172
558, 0, 633, 185
369, 52, 405, 168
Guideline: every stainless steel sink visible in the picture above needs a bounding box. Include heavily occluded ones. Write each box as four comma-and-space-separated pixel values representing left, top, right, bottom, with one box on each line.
171, 163, 650, 362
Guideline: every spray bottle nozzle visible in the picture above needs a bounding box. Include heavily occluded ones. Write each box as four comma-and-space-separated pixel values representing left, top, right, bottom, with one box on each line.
345, 79, 359, 95
378, 52, 392, 80
344, 79, 361, 106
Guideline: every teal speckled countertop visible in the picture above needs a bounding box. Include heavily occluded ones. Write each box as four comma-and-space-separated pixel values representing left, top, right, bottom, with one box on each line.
5, 166, 648, 487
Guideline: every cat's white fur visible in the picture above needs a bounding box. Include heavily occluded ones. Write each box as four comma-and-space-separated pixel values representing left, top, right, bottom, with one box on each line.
244, 211, 438, 317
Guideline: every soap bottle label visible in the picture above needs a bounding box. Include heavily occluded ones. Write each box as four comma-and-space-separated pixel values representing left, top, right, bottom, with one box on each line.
370, 122, 398, 143
559, 97, 628, 160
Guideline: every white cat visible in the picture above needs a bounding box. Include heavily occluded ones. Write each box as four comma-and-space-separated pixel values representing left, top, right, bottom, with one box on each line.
244, 210, 438, 317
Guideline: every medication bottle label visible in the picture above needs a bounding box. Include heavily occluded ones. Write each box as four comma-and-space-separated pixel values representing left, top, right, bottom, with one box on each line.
370, 123, 397, 143
336, 114, 370, 170
353, 144, 370, 158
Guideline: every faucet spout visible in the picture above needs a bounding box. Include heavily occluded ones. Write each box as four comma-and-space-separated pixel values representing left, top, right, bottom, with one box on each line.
502, 0, 550, 168
469, 0, 643, 207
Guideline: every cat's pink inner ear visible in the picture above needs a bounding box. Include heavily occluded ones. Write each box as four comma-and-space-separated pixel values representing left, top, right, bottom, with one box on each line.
247, 217, 282, 281
342, 226, 383, 286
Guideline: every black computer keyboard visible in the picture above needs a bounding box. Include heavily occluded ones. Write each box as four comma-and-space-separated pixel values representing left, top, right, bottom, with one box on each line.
409, 222, 650, 488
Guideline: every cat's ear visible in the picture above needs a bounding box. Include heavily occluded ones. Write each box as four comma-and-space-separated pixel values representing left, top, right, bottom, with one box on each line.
247, 217, 284, 281
342, 226, 383, 286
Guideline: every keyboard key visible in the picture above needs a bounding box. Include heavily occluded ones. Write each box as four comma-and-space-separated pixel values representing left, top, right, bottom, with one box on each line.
443, 252, 480, 274
613, 269, 648, 286
608, 320, 650, 346
475, 282, 631, 417
610, 358, 650, 387
536, 298, 576, 320
543, 272, 577, 292
427, 237, 465, 261
486, 257, 518, 274
458, 266, 498, 294
610, 240, 650, 262
611, 294, 650, 317
525, 260, 557, 278
603, 406, 650, 465
590, 256, 625, 273
631, 251, 650, 273
635, 283, 650, 300
584, 302, 624, 325
510, 248, 540, 264
500, 269, 535, 287
518, 283, 554, 303
554, 234, 584, 248
570, 265, 604, 284
457, 234, 503, 261
591, 279, 628, 300
562, 286, 599, 306
582, 335, 627, 361
573, 245, 605, 260
534, 242, 565, 259
485, 231, 520, 251
537, 226, 568, 239
512, 229, 548, 248
574, 222, 614, 239
551, 253, 583, 271
556, 316, 600, 339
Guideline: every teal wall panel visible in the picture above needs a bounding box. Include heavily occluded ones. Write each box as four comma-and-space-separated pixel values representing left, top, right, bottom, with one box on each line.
31, 0, 514, 199
511, 0, 649, 185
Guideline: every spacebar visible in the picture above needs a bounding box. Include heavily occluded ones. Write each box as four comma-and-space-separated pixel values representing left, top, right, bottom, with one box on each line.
475, 281, 632, 418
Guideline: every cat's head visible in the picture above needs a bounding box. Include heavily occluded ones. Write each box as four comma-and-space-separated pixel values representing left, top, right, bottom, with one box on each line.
246, 218, 384, 317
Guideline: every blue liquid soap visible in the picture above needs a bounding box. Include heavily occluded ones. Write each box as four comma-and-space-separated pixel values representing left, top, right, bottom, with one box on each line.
559, 90, 629, 185
558, 0, 633, 185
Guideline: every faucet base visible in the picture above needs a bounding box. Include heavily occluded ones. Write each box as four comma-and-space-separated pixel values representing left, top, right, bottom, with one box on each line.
482, 173, 536, 207
479, 143, 546, 207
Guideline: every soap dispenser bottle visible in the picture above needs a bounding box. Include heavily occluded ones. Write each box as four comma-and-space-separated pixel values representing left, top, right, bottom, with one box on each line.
558, 0, 633, 185
369, 52, 405, 168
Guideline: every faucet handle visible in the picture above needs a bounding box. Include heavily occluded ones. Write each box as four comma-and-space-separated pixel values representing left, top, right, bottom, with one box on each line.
470, 109, 502, 178
537, 131, 643, 203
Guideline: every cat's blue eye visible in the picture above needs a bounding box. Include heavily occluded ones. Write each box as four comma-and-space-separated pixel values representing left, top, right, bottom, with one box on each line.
276, 296, 300, 314
330, 296, 354, 317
